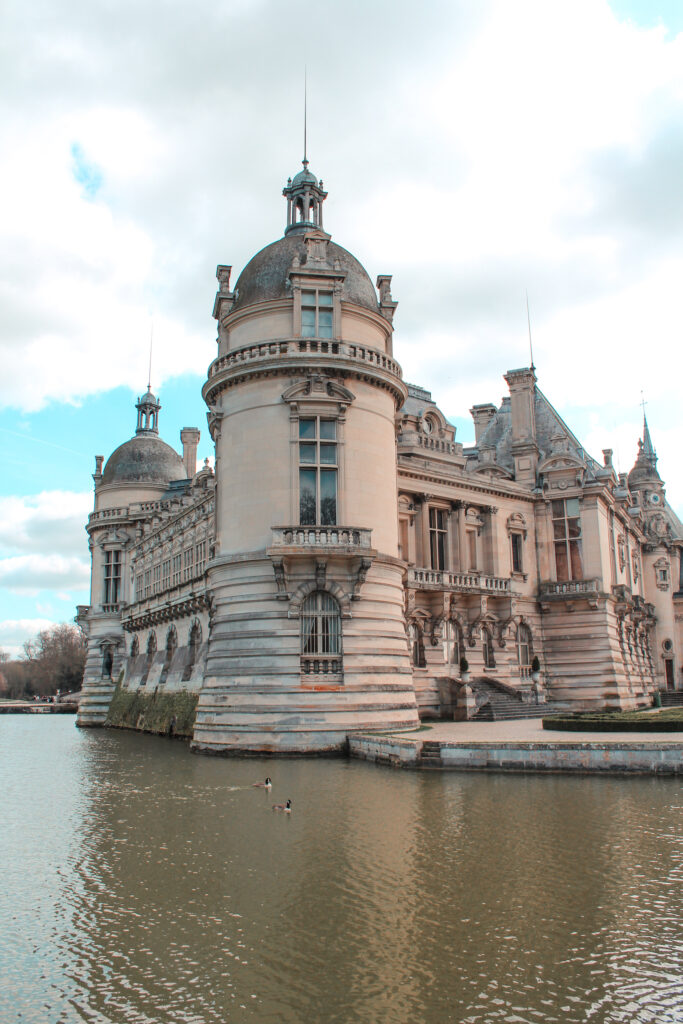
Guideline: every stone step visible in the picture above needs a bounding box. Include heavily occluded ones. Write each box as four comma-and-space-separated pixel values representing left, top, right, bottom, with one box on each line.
660, 691, 683, 706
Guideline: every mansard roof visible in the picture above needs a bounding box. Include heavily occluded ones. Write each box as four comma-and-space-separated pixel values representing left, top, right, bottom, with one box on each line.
474, 387, 600, 477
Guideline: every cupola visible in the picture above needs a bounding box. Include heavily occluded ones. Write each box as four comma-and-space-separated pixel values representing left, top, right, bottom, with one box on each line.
135, 388, 161, 435
282, 159, 328, 234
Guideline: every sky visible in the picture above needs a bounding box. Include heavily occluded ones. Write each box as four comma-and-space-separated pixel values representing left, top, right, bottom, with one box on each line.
1, 0, 682, 657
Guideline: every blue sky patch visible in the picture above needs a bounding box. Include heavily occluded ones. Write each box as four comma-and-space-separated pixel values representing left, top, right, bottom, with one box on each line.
70, 142, 103, 199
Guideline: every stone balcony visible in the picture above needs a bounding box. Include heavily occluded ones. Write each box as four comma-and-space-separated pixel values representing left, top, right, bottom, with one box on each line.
204, 338, 406, 407
270, 526, 373, 554
407, 567, 511, 594
539, 578, 600, 610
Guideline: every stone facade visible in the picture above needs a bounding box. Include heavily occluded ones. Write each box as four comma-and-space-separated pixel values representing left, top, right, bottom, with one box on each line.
76, 160, 683, 752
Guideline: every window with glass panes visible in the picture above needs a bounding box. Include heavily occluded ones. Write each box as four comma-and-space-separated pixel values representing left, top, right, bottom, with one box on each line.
552, 498, 583, 580
429, 508, 447, 570
299, 418, 337, 525
301, 289, 333, 338
511, 533, 523, 573
103, 550, 121, 604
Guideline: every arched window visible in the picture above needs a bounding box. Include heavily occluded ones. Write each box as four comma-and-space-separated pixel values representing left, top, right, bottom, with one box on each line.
182, 620, 202, 682
300, 591, 342, 675
409, 621, 426, 668
140, 631, 157, 687
160, 626, 177, 686
516, 624, 533, 676
482, 626, 495, 669
443, 620, 462, 667
130, 635, 139, 658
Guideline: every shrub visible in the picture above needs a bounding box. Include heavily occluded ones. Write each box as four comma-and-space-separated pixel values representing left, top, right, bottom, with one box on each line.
531, 655, 541, 674
459, 656, 469, 673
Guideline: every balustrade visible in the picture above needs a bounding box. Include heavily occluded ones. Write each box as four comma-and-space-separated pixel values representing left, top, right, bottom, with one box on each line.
408, 567, 510, 594
271, 526, 373, 550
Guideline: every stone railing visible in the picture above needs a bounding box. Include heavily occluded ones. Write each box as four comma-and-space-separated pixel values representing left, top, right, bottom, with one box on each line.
271, 526, 373, 551
88, 507, 129, 524
207, 338, 403, 383
301, 656, 342, 677
415, 435, 462, 456
540, 579, 599, 598
101, 603, 122, 614
408, 568, 510, 594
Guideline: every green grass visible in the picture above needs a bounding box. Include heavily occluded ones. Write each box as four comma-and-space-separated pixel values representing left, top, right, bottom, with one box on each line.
543, 708, 683, 732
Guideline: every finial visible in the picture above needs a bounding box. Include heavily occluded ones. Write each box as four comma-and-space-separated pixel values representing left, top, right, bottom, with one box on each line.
526, 291, 535, 370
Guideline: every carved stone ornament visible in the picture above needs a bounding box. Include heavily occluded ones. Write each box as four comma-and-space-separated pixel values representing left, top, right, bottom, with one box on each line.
281, 376, 355, 413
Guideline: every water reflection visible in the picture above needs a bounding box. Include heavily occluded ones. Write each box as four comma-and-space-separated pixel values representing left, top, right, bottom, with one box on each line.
1, 717, 681, 1023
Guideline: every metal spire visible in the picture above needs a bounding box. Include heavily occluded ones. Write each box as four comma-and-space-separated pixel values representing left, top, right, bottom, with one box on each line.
147, 321, 154, 392
526, 291, 535, 370
303, 66, 308, 170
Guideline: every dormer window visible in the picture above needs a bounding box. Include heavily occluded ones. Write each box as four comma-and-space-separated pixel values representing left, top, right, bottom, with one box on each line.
301, 290, 333, 338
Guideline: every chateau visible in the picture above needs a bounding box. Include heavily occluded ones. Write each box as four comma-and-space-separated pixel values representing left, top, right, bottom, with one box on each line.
76, 160, 683, 753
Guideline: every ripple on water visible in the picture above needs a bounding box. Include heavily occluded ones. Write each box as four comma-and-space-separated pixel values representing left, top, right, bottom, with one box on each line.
0, 719, 682, 1024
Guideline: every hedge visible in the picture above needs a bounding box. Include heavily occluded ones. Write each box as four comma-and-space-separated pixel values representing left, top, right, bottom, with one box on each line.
543, 709, 683, 733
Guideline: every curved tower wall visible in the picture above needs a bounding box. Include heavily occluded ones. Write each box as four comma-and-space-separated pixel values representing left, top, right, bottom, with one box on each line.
193, 188, 419, 753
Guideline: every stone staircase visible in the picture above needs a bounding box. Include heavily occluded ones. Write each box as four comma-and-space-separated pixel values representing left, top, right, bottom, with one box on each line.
659, 690, 683, 707
471, 676, 550, 722
419, 740, 444, 768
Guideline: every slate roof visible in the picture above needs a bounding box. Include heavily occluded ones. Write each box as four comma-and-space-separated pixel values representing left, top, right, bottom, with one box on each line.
231, 234, 378, 313
101, 435, 185, 486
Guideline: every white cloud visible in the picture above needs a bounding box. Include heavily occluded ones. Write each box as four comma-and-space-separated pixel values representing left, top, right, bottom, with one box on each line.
0, 554, 89, 596
0, 618, 57, 659
0, 491, 92, 557
0, 0, 680, 509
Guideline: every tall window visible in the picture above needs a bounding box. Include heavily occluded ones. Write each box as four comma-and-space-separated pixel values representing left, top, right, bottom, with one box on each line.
429, 508, 447, 570
300, 591, 342, 674
467, 531, 477, 571
410, 622, 426, 668
552, 498, 583, 580
299, 418, 337, 526
162, 558, 171, 591
301, 290, 333, 338
517, 624, 532, 676
104, 550, 121, 604
482, 626, 495, 668
511, 533, 523, 574
443, 620, 463, 666
172, 554, 182, 587
153, 564, 161, 595
182, 546, 194, 582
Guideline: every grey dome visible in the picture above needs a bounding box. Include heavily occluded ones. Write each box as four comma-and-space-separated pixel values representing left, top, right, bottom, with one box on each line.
292, 167, 319, 186
232, 234, 379, 313
102, 435, 185, 486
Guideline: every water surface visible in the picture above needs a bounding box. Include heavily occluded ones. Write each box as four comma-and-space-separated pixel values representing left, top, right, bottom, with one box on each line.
1, 716, 682, 1023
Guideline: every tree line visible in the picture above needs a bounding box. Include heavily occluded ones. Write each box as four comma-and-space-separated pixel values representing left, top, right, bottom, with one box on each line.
0, 624, 86, 700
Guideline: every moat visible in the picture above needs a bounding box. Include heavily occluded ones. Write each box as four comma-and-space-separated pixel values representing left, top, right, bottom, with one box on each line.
2, 716, 682, 1024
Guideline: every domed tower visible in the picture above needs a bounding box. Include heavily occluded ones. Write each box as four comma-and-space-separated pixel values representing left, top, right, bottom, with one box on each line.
194, 161, 419, 753
77, 390, 186, 726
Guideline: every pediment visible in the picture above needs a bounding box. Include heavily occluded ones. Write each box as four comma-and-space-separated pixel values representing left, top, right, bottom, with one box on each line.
471, 464, 514, 481
538, 452, 585, 474
281, 375, 356, 408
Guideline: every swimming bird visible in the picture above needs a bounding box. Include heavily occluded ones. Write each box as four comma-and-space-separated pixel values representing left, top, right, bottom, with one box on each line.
252, 777, 272, 789
272, 799, 292, 812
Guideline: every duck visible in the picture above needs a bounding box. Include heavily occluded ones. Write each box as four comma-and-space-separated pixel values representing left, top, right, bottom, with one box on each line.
272, 799, 292, 813
252, 777, 272, 789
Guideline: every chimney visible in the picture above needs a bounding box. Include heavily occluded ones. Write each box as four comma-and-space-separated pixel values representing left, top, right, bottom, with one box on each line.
470, 404, 497, 444
180, 428, 200, 479
504, 367, 539, 486
93, 455, 104, 486
602, 449, 613, 468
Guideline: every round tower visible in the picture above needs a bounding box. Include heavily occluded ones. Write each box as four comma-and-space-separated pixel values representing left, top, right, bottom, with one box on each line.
77, 391, 185, 726
193, 161, 419, 754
